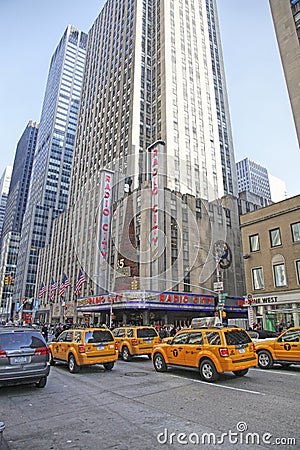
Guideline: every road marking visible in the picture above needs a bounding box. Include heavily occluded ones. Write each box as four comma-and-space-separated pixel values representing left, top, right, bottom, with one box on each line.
168, 374, 265, 395
252, 367, 300, 377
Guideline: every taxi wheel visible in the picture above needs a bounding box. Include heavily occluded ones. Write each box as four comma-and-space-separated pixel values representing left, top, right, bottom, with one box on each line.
122, 346, 132, 361
103, 362, 114, 371
233, 369, 249, 377
199, 359, 219, 382
49, 351, 56, 366
257, 350, 274, 369
36, 377, 47, 388
153, 353, 167, 372
68, 354, 80, 373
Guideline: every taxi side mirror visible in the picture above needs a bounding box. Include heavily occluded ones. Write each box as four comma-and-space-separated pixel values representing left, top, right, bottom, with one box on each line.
51, 338, 57, 342
167, 339, 173, 345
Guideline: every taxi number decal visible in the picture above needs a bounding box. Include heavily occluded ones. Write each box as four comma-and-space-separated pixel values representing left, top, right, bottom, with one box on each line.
284, 343, 291, 351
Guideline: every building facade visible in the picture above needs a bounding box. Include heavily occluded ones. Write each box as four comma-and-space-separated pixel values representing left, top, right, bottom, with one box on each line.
0, 122, 38, 321
269, 0, 300, 147
36, 0, 246, 325
236, 158, 272, 203
240, 195, 300, 330
13, 26, 87, 310
0, 166, 12, 242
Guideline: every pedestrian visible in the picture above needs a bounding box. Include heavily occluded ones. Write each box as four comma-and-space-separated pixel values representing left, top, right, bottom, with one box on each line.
42, 323, 48, 342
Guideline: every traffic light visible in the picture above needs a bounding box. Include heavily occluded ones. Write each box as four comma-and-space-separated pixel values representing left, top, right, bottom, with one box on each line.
131, 279, 138, 290
4, 276, 9, 285
9, 276, 13, 285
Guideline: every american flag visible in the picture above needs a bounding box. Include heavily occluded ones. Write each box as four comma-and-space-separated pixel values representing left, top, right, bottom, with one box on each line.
75, 269, 86, 296
59, 273, 71, 297
49, 278, 58, 300
38, 282, 46, 298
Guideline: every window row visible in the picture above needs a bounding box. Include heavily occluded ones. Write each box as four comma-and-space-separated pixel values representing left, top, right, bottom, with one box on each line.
252, 260, 300, 290
250, 222, 300, 252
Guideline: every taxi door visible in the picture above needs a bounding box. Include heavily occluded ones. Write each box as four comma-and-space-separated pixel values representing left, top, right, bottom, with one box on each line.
166, 332, 189, 365
53, 331, 69, 361
274, 329, 300, 362
59, 331, 74, 362
184, 332, 204, 367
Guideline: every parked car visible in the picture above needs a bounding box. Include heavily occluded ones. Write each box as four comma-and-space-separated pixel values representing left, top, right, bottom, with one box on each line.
48, 327, 118, 373
112, 326, 160, 361
256, 327, 300, 369
0, 327, 50, 388
152, 326, 257, 382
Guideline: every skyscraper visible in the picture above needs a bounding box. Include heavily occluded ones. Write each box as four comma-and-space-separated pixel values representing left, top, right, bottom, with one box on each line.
13, 25, 87, 306
37, 0, 245, 325
0, 122, 38, 319
0, 166, 12, 242
269, 0, 300, 147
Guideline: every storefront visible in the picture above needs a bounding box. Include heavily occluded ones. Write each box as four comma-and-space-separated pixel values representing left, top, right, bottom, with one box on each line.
245, 290, 300, 331
76, 290, 247, 327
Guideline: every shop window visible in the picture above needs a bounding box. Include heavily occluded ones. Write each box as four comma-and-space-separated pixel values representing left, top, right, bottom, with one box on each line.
291, 222, 300, 242
252, 267, 264, 290
273, 263, 287, 287
249, 234, 260, 252
270, 228, 282, 247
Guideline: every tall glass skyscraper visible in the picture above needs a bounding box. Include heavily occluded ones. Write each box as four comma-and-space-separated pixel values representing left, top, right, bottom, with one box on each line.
0, 122, 38, 318
37, 1, 245, 324
13, 25, 87, 305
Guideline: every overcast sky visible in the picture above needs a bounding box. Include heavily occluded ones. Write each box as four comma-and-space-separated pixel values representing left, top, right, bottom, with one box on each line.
0, 0, 299, 197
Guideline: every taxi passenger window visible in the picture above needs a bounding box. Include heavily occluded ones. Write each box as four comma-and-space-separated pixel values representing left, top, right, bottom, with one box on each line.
74, 331, 82, 343
118, 329, 125, 338
127, 329, 134, 338
172, 333, 189, 345
205, 332, 221, 345
187, 332, 203, 345
65, 332, 73, 342
58, 332, 68, 342
280, 330, 300, 342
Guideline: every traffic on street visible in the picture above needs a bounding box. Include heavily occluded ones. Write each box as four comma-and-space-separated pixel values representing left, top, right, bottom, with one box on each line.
0, 354, 299, 449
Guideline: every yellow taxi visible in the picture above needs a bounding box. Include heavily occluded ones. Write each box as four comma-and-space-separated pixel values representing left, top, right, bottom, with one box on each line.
48, 327, 118, 373
152, 326, 257, 382
256, 327, 300, 369
112, 326, 160, 361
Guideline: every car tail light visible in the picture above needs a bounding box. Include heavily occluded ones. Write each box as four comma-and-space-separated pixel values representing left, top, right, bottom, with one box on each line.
219, 348, 229, 357
132, 339, 138, 346
34, 347, 49, 356
78, 345, 85, 353
115, 342, 119, 350
0, 349, 7, 358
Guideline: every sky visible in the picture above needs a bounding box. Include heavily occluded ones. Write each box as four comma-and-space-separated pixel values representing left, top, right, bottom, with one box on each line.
0, 0, 299, 198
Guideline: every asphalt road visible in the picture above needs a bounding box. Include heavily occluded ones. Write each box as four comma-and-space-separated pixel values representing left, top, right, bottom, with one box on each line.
0, 358, 299, 450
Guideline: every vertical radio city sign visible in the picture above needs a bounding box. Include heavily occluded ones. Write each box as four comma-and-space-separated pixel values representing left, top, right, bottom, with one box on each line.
147, 141, 166, 281
98, 169, 114, 293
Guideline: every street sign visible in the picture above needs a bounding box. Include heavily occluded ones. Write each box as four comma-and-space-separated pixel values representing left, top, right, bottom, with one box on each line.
213, 281, 223, 291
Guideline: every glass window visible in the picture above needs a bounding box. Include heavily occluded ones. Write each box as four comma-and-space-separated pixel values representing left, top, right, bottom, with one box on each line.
172, 332, 189, 345
296, 260, 300, 284
84, 330, 113, 344
137, 328, 158, 338
279, 329, 300, 342
252, 267, 264, 290
249, 234, 260, 252
187, 332, 203, 345
270, 228, 282, 247
273, 263, 287, 287
291, 222, 300, 242
205, 332, 221, 345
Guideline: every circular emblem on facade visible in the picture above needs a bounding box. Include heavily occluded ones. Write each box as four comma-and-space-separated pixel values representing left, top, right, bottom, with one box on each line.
215, 241, 232, 269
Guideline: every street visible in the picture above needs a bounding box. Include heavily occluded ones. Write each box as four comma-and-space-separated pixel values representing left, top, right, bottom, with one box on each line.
0, 358, 299, 450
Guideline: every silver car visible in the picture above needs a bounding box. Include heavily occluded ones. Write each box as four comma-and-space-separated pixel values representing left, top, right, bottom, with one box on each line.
0, 327, 50, 388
